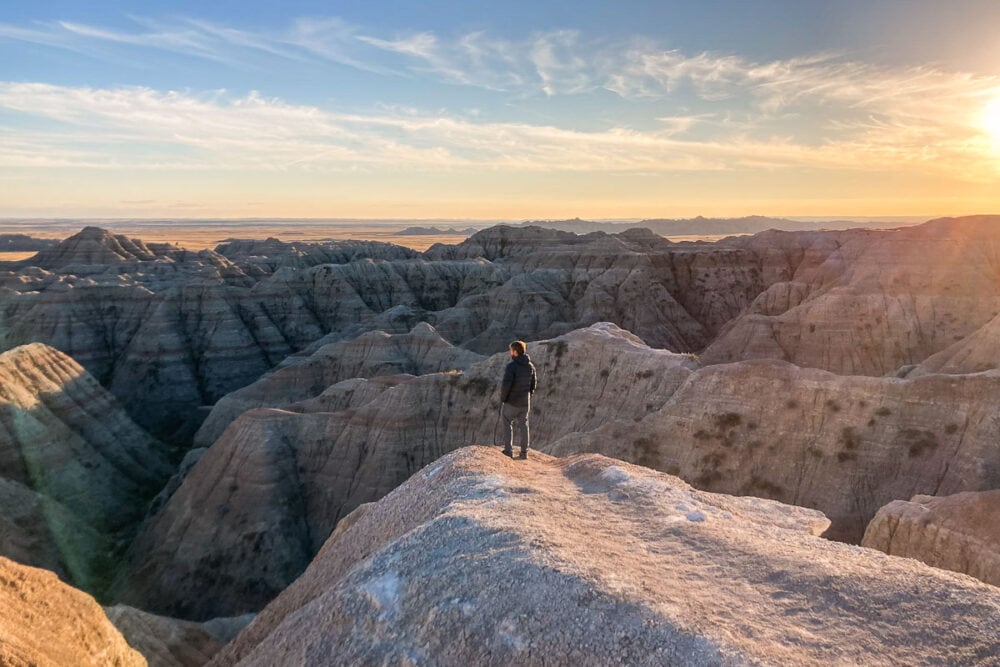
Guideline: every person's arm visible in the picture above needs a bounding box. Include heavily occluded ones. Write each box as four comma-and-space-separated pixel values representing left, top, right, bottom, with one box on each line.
500, 363, 514, 402
529, 363, 537, 393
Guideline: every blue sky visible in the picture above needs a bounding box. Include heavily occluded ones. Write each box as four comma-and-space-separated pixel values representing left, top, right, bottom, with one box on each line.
2, 1, 1000, 218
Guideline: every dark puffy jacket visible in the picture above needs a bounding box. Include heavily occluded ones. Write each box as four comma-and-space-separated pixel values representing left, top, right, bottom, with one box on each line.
501, 354, 537, 407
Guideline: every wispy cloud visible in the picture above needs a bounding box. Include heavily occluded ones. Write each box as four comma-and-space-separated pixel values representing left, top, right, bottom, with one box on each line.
2, 15, 1000, 183
1, 81, 997, 180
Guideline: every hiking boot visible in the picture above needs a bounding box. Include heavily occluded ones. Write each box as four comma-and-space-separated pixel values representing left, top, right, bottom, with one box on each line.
502, 448, 513, 458
518, 450, 528, 459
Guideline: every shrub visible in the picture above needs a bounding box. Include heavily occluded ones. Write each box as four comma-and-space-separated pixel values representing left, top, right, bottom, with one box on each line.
840, 427, 860, 451
714, 412, 742, 428
904, 429, 938, 457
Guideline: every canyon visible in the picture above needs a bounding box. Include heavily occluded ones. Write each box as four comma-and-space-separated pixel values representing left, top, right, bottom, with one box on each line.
1, 216, 999, 664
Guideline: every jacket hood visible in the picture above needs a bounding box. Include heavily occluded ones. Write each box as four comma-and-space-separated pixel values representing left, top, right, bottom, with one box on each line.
513, 353, 532, 365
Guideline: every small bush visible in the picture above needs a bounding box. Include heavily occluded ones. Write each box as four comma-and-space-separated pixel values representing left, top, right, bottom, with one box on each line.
750, 476, 786, 499
540, 339, 569, 359
463, 376, 494, 396
714, 412, 742, 428
840, 427, 860, 451
904, 429, 938, 457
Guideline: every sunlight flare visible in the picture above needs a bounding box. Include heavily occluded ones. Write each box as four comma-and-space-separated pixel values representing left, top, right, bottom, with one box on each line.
983, 94, 1000, 148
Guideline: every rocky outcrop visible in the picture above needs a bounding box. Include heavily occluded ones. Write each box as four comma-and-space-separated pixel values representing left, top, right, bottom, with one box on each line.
104, 605, 253, 667
211, 447, 1000, 666
23, 226, 162, 269
0, 233, 57, 252
910, 310, 1000, 376
0, 343, 172, 595
116, 315, 1000, 618
702, 217, 1000, 375
548, 359, 1000, 542
862, 490, 1000, 587
214, 237, 418, 275
10, 218, 1000, 441
424, 224, 610, 260
0, 222, 815, 440
194, 322, 484, 447
111, 323, 697, 619
0, 555, 144, 667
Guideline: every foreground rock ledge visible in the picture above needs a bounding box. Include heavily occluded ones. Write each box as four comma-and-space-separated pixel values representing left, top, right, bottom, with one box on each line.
213, 447, 1000, 666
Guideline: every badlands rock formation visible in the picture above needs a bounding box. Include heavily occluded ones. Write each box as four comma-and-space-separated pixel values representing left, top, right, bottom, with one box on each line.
862, 489, 1000, 587
0, 233, 56, 252
6, 217, 1000, 659
212, 447, 1000, 666
910, 309, 1000, 376
0, 555, 144, 667
7, 217, 1000, 441
213, 237, 418, 275
548, 358, 1000, 542
25, 226, 166, 269
703, 217, 1000, 375
0, 343, 172, 594
104, 605, 253, 667
0, 222, 786, 439
194, 322, 484, 447
112, 323, 697, 619
115, 310, 1000, 617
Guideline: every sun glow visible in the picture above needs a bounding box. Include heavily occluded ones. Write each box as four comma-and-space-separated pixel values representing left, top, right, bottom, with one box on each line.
983, 95, 1000, 148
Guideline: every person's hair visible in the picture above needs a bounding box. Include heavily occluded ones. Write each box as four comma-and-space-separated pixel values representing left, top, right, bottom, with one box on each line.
509, 340, 526, 356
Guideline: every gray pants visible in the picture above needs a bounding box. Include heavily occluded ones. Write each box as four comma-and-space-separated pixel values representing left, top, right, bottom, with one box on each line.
502, 402, 530, 452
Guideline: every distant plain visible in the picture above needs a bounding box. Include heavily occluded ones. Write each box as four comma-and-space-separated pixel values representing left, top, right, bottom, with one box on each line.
0, 220, 742, 258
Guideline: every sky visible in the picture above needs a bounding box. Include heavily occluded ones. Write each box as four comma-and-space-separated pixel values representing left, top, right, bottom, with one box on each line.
2, 1, 1000, 219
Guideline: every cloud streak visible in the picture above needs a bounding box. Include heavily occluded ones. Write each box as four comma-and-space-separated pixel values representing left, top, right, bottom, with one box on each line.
2, 15, 1000, 184
1, 81, 997, 181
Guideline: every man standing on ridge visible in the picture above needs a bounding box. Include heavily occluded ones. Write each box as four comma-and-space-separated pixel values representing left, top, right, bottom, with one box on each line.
500, 340, 537, 459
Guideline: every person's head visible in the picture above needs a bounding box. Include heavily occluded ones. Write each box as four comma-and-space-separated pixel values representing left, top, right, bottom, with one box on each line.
509, 340, 526, 358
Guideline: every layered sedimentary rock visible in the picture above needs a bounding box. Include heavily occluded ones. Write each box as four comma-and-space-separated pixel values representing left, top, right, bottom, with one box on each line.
425, 224, 773, 347
214, 237, 418, 275
703, 217, 1000, 375
24, 226, 162, 269
211, 447, 1000, 666
862, 490, 1000, 587
104, 605, 254, 667
0, 222, 791, 439
0, 555, 144, 667
910, 310, 1000, 376
0, 343, 172, 594
0, 233, 57, 252
118, 313, 1000, 617
10, 217, 1000, 442
548, 359, 1000, 542
112, 323, 696, 619
194, 322, 484, 447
